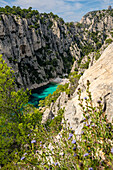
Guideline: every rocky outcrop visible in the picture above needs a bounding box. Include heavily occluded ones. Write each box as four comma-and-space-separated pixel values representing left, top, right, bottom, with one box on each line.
42, 43, 113, 135
1, 8, 113, 89
80, 9, 113, 32
64, 43, 113, 136
42, 91, 68, 123
0, 13, 79, 89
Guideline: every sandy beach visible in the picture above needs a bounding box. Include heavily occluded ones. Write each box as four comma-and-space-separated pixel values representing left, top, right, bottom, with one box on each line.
51, 77, 69, 85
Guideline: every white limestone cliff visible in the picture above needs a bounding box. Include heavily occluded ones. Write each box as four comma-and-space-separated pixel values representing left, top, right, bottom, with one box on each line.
64, 43, 113, 135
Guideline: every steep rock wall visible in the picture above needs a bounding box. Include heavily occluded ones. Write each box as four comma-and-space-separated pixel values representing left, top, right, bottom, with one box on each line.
0, 8, 113, 89
0, 13, 80, 89
64, 43, 113, 135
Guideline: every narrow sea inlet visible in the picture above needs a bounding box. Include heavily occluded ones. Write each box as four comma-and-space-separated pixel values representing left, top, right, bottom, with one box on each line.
28, 83, 58, 107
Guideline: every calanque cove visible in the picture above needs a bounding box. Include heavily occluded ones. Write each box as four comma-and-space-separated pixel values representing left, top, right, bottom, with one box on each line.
0, 6, 113, 169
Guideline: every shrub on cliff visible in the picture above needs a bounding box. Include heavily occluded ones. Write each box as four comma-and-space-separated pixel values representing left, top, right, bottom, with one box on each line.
105, 38, 113, 44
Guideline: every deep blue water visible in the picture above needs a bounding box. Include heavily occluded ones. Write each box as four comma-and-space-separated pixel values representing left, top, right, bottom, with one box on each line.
28, 83, 58, 107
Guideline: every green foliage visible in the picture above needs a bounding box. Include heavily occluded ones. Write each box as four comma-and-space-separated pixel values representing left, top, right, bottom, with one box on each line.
1, 107, 42, 165
94, 51, 101, 60
110, 32, 113, 38
77, 55, 84, 66
0, 6, 39, 18
96, 42, 102, 49
49, 12, 59, 20
80, 55, 90, 69
1, 58, 113, 169
40, 16, 45, 24
108, 9, 113, 17
88, 31, 98, 41
77, 30, 102, 56
0, 55, 42, 166
48, 20, 53, 28
76, 22, 83, 28
59, 17, 64, 24
62, 54, 73, 73
69, 72, 81, 81
80, 44, 94, 56
51, 58, 58, 66
66, 22, 74, 27
74, 67, 78, 72
80, 61, 89, 69
46, 108, 64, 134
0, 55, 29, 120
12, 80, 113, 169
67, 72, 81, 96
29, 22, 40, 29
104, 33, 107, 39
105, 38, 113, 44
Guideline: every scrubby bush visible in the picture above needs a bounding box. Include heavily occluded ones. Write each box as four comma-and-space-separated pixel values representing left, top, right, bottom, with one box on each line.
69, 22, 74, 27
76, 22, 83, 28
69, 72, 81, 85
0, 6, 39, 18
105, 38, 113, 44
96, 42, 102, 49
81, 44, 94, 55
59, 17, 64, 24
95, 51, 101, 60
80, 61, 89, 69
0, 55, 42, 166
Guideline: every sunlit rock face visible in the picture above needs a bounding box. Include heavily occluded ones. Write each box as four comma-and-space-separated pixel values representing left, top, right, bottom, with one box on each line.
1, 8, 113, 89
64, 43, 113, 135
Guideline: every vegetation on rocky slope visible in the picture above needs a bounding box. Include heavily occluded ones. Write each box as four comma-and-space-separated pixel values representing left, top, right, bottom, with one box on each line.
0, 57, 113, 169
1, 6, 113, 169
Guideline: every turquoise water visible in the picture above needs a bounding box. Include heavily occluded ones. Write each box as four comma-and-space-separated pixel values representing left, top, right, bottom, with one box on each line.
28, 83, 58, 107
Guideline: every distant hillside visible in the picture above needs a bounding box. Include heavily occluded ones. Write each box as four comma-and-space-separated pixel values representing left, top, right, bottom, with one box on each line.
0, 6, 113, 89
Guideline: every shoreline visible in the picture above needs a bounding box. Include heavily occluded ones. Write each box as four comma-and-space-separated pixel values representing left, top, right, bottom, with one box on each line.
51, 77, 69, 85
28, 77, 69, 90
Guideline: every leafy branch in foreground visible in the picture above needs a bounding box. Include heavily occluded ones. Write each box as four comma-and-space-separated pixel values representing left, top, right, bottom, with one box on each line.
0, 55, 42, 166
0, 54, 30, 121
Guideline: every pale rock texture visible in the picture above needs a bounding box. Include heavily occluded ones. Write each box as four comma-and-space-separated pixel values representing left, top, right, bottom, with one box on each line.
41, 91, 68, 123
64, 43, 113, 136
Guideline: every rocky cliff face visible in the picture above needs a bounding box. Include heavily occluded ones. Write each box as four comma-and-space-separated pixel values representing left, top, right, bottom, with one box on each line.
0, 13, 76, 89
42, 43, 113, 136
0, 7, 113, 89
64, 42, 113, 135
80, 9, 113, 32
